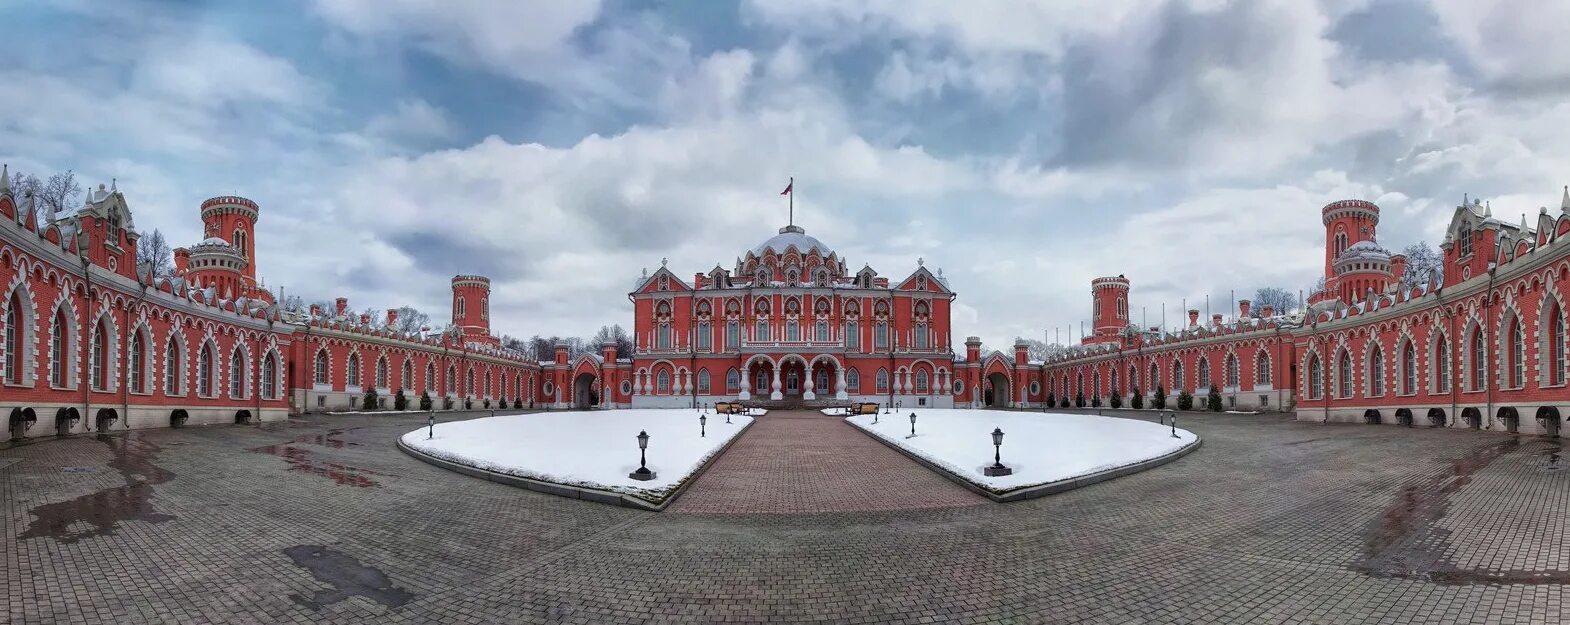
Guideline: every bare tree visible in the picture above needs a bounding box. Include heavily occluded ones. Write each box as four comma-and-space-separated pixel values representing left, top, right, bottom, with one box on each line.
12, 169, 83, 223
136, 228, 173, 279
391, 306, 430, 334
1015, 337, 1053, 361
1400, 241, 1444, 287
1251, 287, 1296, 317
590, 324, 635, 358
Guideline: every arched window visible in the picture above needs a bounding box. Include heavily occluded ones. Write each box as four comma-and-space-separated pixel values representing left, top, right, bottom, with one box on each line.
1225, 353, 1239, 388
1337, 349, 1352, 398
90, 319, 109, 391
1508, 315, 1525, 388
1149, 363, 1160, 390
484, 370, 492, 397
481, 297, 488, 320
1551, 304, 1567, 386
815, 367, 829, 392
129, 329, 146, 393
1129, 364, 1139, 391
455, 296, 466, 318
346, 353, 360, 387
845, 321, 859, 351
1255, 350, 1270, 386
4, 291, 29, 384
874, 321, 888, 349
697, 369, 711, 394
402, 359, 413, 390
725, 368, 740, 392
1470, 326, 1486, 390
375, 356, 388, 388
447, 365, 457, 394
262, 351, 277, 399
1308, 354, 1323, 399
1196, 357, 1210, 390
165, 338, 183, 394
915, 369, 929, 394
230, 348, 246, 398
198, 342, 214, 397
314, 350, 329, 385
656, 369, 670, 394
914, 324, 928, 349
1091, 371, 1101, 397
233, 229, 248, 257
726, 320, 739, 350
1401, 341, 1416, 395
1433, 334, 1450, 392
876, 368, 889, 393
755, 368, 768, 393
426, 363, 436, 393
847, 369, 860, 392
465, 368, 475, 395
50, 307, 69, 387
697, 320, 711, 350
1368, 345, 1384, 396
1172, 360, 1185, 392
816, 320, 829, 341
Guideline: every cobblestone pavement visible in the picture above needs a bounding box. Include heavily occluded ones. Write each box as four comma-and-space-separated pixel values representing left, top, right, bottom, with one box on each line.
4, 410, 1569, 624
670, 410, 986, 514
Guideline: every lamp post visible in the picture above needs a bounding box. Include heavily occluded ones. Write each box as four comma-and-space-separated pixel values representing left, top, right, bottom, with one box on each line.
629, 430, 655, 481
699, 413, 707, 438
1170, 414, 1179, 438
427, 412, 435, 440
984, 427, 1012, 476
907, 412, 917, 438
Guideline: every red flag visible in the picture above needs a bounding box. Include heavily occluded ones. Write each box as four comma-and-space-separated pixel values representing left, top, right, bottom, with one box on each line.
780, 181, 792, 195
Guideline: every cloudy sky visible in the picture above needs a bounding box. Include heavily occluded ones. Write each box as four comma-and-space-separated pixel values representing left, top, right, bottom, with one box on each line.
4, 0, 1570, 349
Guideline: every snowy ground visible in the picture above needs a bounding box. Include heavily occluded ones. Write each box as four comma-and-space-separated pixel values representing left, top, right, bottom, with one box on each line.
846, 409, 1197, 493
401, 409, 753, 501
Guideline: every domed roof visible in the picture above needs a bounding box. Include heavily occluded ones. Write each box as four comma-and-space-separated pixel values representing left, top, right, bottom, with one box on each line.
1338, 239, 1391, 263
194, 237, 232, 247
750, 225, 834, 257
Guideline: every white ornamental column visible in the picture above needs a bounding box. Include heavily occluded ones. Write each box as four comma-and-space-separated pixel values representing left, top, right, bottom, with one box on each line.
803, 367, 816, 400
835, 366, 848, 400
738, 364, 752, 400
771, 366, 783, 400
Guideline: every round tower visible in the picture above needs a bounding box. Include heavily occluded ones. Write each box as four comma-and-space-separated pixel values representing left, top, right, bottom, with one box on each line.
1320, 199, 1379, 300
451, 275, 497, 345
1088, 275, 1130, 343
200, 196, 260, 281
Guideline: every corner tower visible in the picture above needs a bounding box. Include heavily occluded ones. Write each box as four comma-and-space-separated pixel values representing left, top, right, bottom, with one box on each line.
451, 275, 499, 347
1318, 200, 1379, 302
1084, 275, 1130, 345
200, 196, 260, 281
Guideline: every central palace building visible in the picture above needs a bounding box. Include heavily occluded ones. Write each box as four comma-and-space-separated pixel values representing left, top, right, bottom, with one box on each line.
4, 163, 1570, 439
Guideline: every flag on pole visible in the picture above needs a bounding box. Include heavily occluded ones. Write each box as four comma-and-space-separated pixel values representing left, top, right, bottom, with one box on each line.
780, 180, 793, 195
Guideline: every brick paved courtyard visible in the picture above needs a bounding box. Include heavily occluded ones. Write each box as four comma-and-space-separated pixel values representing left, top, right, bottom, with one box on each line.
4, 410, 1568, 624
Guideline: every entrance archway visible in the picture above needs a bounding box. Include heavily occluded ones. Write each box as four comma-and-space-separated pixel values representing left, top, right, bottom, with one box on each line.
809, 355, 844, 400
235, 410, 252, 425
574, 372, 598, 409
55, 407, 79, 436
1538, 406, 1561, 437
1498, 407, 1519, 434
777, 355, 808, 400
986, 372, 1010, 408
9, 407, 37, 440
740, 355, 774, 401
1427, 407, 1447, 427
1461, 407, 1482, 429
1394, 408, 1413, 427
95, 408, 118, 432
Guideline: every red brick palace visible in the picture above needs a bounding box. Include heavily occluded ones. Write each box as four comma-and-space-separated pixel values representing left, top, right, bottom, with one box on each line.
1, 167, 543, 440
1038, 190, 1570, 435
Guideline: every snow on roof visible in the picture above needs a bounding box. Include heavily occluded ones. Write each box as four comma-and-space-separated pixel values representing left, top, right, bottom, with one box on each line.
750, 225, 834, 257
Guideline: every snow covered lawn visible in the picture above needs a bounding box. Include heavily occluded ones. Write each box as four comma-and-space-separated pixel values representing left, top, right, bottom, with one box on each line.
846, 409, 1197, 494
401, 409, 752, 503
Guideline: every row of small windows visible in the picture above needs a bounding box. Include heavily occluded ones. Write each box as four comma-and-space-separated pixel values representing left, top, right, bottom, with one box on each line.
311, 349, 526, 397
1055, 351, 1272, 398
658, 319, 913, 351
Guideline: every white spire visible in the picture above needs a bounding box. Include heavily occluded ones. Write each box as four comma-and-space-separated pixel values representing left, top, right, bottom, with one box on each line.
0, 164, 9, 195
1562, 185, 1569, 213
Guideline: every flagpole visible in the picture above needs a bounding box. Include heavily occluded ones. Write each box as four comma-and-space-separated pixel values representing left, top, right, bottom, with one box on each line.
788, 176, 794, 227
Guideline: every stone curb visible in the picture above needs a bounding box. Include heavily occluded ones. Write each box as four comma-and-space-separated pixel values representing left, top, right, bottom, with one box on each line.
845, 418, 1203, 503
396, 416, 756, 512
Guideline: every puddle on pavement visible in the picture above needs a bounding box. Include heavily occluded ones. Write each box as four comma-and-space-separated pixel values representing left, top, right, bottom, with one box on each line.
1358, 437, 1570, 585
283, 545, 414, 610
248, 429, 380, 488
20, 434, 176, 543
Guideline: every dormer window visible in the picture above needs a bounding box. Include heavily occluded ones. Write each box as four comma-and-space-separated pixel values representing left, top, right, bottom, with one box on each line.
756, 269, 770, 284
786, 269, 799, 286
1458, 225, 1473, 258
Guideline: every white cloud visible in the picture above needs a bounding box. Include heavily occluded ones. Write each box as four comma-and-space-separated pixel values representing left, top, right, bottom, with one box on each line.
365, 99, 457, 140
1428, 0, 1570, 87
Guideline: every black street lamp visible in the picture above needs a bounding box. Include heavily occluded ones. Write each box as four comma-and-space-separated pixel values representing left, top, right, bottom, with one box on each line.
872, 410, 879, 424
984, 427, 1012, 476
699, 413, 707, 438
883, 402, 890, 415
1170, 414, 1179, 438
629, 430, 655, 481
427, 412, 435, 440
724, 409, 731, 424
907, 412, 917, 438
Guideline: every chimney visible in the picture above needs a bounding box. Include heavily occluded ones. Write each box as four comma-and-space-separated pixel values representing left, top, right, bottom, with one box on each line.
1211, 313, 1223, 328
1237, 299, 1251, 318
1261, 304, 1275, 318
1187, 309, 1199, 327
335, 297, 348, 316
309, 304, 322, 318
359, 314, 371, 326
386, 308, 399, 328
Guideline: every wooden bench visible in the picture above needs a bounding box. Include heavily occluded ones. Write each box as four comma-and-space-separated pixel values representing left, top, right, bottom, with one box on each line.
857, 403, 880, 415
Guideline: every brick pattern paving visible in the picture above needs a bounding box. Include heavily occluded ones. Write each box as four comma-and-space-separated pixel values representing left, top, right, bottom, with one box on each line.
4, 410, 1569, 624
669, 410, 987, 514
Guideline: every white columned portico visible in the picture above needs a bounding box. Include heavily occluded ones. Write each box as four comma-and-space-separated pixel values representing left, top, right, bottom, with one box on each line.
802, 369, 815, 401
771, 366, 783, 400
676, 370, 686, 396
834, 366, 848, 400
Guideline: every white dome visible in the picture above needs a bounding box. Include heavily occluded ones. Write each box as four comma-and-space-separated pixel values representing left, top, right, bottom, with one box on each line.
1338, 239, 1391, 263
195, 237, 231, 247
750, 225, 834, 257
